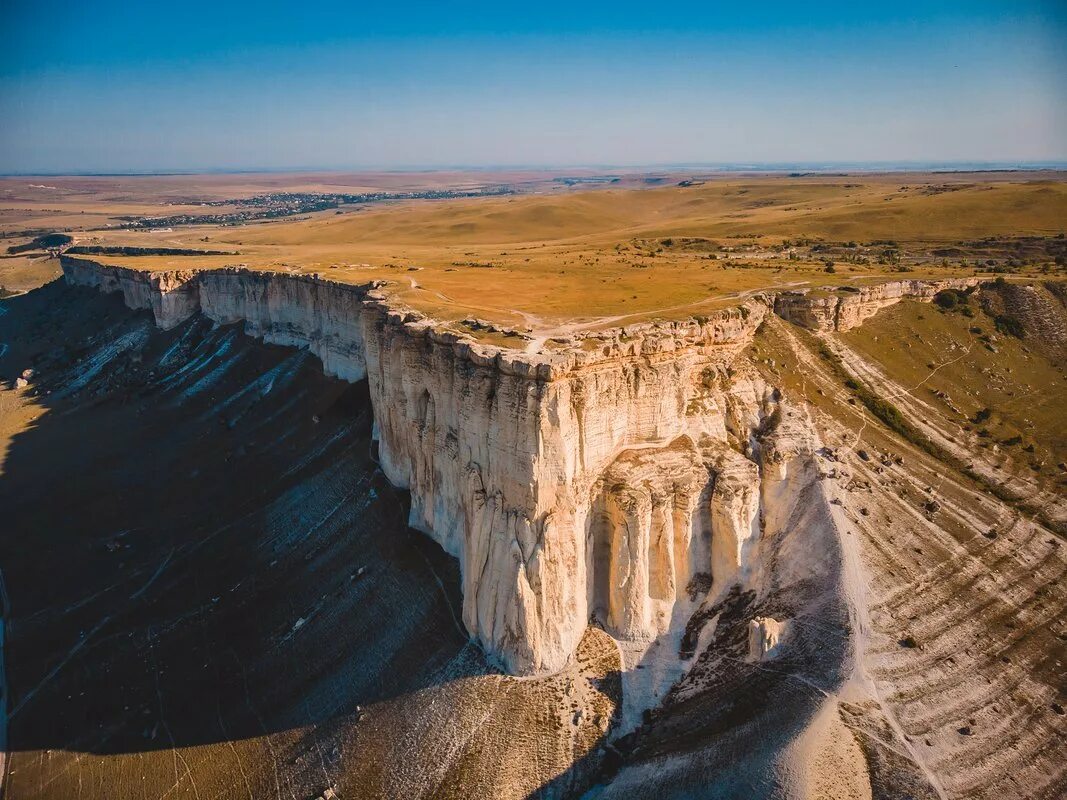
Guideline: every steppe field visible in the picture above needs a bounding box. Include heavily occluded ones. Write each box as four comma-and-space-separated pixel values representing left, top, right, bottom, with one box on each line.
3, 170, 1065, 331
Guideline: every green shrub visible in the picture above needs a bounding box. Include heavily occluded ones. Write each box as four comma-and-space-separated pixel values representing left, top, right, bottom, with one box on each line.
934, 290, 958, 309
993, 314, 1024, 338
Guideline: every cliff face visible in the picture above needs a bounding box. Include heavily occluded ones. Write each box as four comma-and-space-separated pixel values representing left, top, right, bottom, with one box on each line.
58, 257, 947, 676
62, 257, 200, 331
198, 269, 372, 382
773, 277, 979, 331
347, 290, 777, 674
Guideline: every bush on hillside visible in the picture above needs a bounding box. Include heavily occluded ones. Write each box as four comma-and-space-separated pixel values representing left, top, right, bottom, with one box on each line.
993, 314, 1025, 338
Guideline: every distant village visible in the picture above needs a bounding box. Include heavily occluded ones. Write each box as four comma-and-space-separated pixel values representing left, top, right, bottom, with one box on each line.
118, 186, 517, 229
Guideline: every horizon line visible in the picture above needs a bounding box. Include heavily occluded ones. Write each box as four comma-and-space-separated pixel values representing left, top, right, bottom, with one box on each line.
4, 160, 1067, 178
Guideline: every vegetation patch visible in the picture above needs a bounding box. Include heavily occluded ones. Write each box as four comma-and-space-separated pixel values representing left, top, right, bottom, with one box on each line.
992, 313, 1025, 338
66, 245, 237, 257
7, 233, 73, 254
832, 347, 1028, 506
934, 288, 968, 309
816, 340, 950, 461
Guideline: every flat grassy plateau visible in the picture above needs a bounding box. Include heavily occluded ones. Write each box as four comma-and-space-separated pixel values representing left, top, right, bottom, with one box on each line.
2, 171, 1065, 336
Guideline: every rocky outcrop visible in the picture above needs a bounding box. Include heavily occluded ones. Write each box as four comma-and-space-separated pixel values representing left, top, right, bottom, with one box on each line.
588, 439, 709, 641
198, 269, 372, 382
774, 278, 979, 331
62, 257, 200, 330
708, 449, 762, 590
362, 301, 778, 674
60, 258, 956, 676
747, 616, 785, 661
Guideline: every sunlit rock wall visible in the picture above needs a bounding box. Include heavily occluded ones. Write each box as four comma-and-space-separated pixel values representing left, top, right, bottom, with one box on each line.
68, 258, 935, 676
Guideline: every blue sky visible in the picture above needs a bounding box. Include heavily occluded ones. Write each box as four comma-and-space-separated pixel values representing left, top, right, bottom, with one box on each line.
1, 1, 1064, 172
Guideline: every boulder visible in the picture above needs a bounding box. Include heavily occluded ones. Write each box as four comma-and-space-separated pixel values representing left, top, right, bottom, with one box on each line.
748, 616, 786, 661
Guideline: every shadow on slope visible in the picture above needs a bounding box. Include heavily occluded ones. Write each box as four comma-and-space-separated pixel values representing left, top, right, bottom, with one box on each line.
0, 279, 478, 749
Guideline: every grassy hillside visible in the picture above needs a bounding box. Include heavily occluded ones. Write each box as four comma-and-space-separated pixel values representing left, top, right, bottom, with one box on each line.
842, 291, 1067, 488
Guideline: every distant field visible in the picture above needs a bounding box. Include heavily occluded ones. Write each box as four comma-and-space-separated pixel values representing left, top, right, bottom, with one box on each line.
2, 170, 1065, 330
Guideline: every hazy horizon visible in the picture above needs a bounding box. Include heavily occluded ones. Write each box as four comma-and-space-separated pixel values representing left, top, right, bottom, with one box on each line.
3, 161, 1067, 179
2, 1, 1065, 173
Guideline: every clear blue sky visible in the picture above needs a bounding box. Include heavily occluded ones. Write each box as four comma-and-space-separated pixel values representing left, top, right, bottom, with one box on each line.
1, 1, 1064, 172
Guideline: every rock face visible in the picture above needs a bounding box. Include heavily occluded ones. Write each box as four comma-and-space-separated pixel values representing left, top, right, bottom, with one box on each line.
198, 269, 371, 381
709, 449, 762, 590
60, 257, 957, 676
588, 439, 708, 641
747, 616, 785, 661
61, 258, 200, 330
773, 278, 980, 331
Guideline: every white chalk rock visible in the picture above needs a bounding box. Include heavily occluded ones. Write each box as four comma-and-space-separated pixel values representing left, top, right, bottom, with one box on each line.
748, 616, 786, 661
65, 257, 948, 678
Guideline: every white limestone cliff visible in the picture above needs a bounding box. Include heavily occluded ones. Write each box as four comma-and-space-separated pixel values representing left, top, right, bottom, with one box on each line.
60, 257, 957, 677
773, 277, 979, 331
61, 258, 201, 330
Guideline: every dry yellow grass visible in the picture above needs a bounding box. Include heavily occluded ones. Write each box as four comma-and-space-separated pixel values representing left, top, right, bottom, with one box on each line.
843, 298, 1067, 479
3, 172, 1065, 329
0, 254, 61, 293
